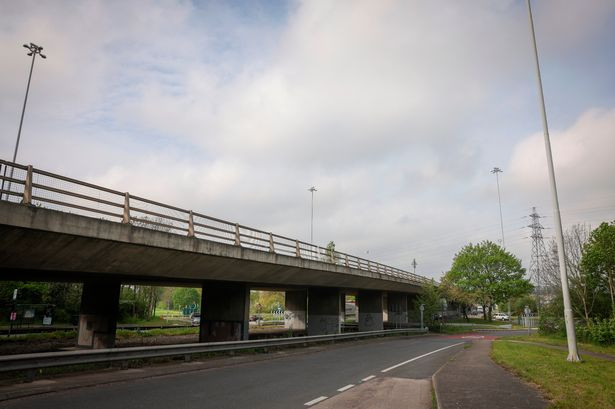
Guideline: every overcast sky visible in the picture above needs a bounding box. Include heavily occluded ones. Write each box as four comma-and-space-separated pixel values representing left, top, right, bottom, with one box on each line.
1, 0, 614, 280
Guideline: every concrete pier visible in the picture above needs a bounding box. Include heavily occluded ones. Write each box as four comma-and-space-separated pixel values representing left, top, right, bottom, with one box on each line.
200, 282, 249, 342
357, 290, 384, 332
284, 290, 307, 331
307, 287, 341, 335
77, 280, 120, 348
387, 293, 409, 325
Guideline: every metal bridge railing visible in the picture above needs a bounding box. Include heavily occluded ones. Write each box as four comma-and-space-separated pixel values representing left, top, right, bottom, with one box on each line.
0, 160, 429, 285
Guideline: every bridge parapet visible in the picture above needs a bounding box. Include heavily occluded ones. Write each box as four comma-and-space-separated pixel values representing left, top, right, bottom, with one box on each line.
0, 159, 430, 286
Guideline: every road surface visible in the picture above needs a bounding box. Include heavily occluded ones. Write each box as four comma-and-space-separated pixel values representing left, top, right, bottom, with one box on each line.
0, 334, 474, 409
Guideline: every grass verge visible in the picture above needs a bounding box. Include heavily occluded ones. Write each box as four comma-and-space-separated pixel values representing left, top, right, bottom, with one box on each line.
491, 340, 615, 409
506, 334, 615, 356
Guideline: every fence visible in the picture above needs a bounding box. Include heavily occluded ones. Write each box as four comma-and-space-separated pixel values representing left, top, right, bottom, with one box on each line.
0, 160, 429, 285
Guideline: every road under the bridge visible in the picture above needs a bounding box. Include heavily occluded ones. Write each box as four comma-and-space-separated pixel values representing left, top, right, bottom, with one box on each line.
0, 335, 466, 409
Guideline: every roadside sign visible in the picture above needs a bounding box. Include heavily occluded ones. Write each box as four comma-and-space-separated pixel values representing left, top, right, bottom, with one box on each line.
12, 289, 18, 300
419, 304, 424, 311
10, 312, 17, 321
43, 316, 52, 325
24, 309, 35, 319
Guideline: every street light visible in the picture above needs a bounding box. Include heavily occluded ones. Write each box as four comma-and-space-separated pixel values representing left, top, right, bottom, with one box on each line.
526, 0, 580, 362
411, 258, 417, 275
1, 43, 46, 201
308, 186, 317, 243
491, 167, 505, 248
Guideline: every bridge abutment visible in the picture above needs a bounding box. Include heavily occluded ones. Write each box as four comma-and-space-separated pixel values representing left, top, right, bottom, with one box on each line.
357, 290, 384, 331
307, 288, 341, 335
199, 282, 249, 342
284, 290, 307, 331
77, 280, 120, 349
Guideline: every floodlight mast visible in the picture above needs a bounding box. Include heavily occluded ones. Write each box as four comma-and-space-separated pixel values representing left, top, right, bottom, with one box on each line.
526, 0, 580, 362
1, 43, 46, 200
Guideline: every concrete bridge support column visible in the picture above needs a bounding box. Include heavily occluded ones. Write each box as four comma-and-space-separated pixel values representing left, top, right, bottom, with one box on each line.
407, 293, 419, 325
357, 290, 384, 332
200, 282, 249, 342
77, 280, 120, 349
387, 293, 409, 325
284, 290, 306, 331
307, 287, 341, 336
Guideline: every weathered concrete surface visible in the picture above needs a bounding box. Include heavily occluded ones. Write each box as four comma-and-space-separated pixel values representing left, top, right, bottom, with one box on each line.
307, 287, 341, 335
312, 377, 432, 409
387, 293, 409, 324
357, 290, 384, 332
0, 202, 423, 293
199, 282, 249, 341
434, 340, 548, 409
284, 290, 306, 330
77, 280, 120, 348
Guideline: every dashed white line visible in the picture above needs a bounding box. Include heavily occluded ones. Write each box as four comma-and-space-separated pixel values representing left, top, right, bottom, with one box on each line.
304, 396, 328, 406
361, 375, 376, 382
337, 384, 355, 392
381, 342, 464, 373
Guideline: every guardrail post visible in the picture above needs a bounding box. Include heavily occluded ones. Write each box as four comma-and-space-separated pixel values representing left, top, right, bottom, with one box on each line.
234, 223, 241, 246
122, 192, 130, 224
295, 240, 301, 257
22, 165, 33, 205
187, 211, 195, 237
269, 233, 275, 253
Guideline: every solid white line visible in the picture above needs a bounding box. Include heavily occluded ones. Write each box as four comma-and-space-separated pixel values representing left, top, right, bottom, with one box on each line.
304, 396, 328, 406
337, 384, 355, 392
381, 342, 464, 373
361, 375, 376, 382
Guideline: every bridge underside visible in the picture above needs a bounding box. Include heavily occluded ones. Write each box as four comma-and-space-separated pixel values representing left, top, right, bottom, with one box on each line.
0, 202, 424, 348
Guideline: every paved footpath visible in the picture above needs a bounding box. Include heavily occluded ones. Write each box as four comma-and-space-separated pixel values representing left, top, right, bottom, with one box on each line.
434, 339, 548, 409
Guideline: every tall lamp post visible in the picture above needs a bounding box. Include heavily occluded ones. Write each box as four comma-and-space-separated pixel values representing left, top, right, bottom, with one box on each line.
526, 0, 580, 361
491, 167, 505, 248
1, 43, 46, 201
411, 258, 417, 275
308, 186, 317, 243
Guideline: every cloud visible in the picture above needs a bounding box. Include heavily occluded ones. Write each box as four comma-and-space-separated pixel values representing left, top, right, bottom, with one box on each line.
1, 1, 614, 280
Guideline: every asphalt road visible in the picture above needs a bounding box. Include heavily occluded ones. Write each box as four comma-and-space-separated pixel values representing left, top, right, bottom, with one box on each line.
0, 335, 468, 409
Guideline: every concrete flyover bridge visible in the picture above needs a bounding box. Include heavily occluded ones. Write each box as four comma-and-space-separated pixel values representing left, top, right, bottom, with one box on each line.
0, 160, 430, 349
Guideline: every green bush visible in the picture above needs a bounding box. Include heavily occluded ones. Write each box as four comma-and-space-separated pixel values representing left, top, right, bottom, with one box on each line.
577, 317, 615, 345
538, 315, 566, 337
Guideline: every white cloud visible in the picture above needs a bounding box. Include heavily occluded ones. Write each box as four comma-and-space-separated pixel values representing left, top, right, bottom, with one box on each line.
1, 1, 614, 280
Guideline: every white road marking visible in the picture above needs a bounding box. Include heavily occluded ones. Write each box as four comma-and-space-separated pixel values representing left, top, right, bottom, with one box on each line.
305, 396, 328, 406
337, 384, 355, 392
361, 375, 376, 382
381, 342, 464, 373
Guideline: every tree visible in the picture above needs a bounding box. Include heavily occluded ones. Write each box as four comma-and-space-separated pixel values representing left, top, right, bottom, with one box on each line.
414, 281, 442, 328
582, 221, 615, 316
445, 241, 533, 321
171, 288, 201, 310
543, 224, 606, 325
439, 277, 475, 321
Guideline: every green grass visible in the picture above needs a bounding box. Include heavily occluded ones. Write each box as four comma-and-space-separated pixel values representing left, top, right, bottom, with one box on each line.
0, 330, 77, 342
116, 327, 199, 339
507, 334, 615, 357
492, 340, 615, 409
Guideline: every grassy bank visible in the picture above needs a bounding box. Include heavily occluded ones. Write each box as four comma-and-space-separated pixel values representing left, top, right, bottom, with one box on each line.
507, 334, 615, 356
492, 340, 615, 409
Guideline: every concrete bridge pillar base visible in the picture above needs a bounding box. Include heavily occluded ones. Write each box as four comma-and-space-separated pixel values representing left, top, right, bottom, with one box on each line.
284, 290, 306, 331
77, 280, 120, 349
307, 288, 341, 335
200, 282, 249, 342
388, 293, 409, 325
357, 290, 384, 332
